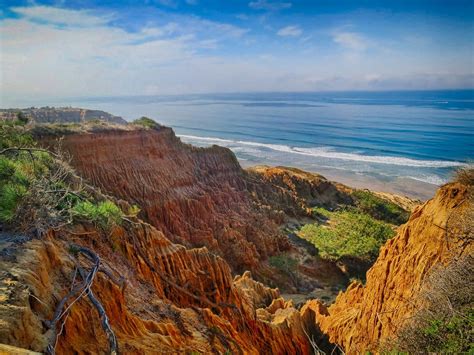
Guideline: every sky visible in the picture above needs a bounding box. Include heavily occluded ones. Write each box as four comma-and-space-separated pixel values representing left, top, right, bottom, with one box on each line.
1, 0, 473, 104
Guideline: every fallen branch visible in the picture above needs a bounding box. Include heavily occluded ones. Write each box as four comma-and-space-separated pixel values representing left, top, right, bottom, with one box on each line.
78, 267, 119, 355
45, 245, 119, 355
303, 326, 326, 355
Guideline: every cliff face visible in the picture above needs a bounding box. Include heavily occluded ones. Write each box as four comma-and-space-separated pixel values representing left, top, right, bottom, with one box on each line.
0, 220, 312, 354
306, 182, 473, 353
42, 128, 355, 278
247, 166, 353, 216
43, 127, 293, 275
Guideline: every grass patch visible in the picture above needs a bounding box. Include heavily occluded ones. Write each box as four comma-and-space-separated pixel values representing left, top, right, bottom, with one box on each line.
299, 208, 395, 262
352, 190, 409, 225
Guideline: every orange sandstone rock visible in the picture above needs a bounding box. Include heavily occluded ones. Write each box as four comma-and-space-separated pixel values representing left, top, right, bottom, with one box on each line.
310, 182, 473, 353
0, 221, 312, 354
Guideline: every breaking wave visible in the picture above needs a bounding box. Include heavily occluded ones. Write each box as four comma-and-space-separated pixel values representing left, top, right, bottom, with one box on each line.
178, 134, 466, 168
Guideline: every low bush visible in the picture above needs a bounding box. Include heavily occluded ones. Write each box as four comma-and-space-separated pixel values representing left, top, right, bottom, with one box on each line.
132, 117, 159, 129
383, 255, 474, 353
352, 190, 409, 225
300, 208, 395, 262
72, 200, 123, 229
453, 164, 474, 186
0, 183, 27, 222
17, 111, 29, 124
269, 254, 298, 274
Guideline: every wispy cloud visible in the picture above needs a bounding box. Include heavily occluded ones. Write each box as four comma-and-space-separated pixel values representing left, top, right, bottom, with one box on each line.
249, 0, 292, 11
10, 6, 114, 27
1, 4, 472, 105
277, 25, 302, 37
153, 0, 179, 8
332, 31, 370, 51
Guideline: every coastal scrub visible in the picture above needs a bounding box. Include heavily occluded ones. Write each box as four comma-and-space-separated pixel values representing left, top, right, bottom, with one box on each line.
299, 208, 395, 262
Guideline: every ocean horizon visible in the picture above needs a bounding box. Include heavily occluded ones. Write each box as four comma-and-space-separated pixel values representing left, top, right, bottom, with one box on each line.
16, 89, 474, 200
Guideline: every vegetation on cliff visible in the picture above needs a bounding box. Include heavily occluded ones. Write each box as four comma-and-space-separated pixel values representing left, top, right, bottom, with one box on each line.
0, 120, 123, 233
2, 116, 469, 354
386, 173, 473, 353
132, 116, 160, 129
386, 255, 473, 353
298, 206, 395, 263
351, 190, 409, 224
309, 173, 473, 353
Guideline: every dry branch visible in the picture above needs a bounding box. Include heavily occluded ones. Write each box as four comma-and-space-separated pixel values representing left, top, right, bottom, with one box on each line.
45, 245, 119, 355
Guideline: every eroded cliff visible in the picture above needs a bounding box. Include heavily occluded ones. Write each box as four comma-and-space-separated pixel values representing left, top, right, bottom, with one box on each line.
305, 182, 473, 353
0, 220, 312, 354
3, 119, 466, 354
38, 126, 354, 291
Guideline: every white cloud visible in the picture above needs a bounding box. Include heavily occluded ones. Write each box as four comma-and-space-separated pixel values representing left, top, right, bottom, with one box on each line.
10, 6, 114, 27
248, 0, 292, 11
333, 31, 370, 51
277, 25, 302, 37
199, 20, 249, 38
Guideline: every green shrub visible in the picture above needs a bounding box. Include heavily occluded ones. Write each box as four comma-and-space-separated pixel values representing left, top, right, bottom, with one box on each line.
0, 157, 16, 180
418, 311, 474, 353
16, 111, 29, 124
300, 209, 395, 262
269, 254, 298, 274
352, 190, 409, 225
0, 183, 27, 222
72, 200, 123, 229
127, 204, 141, 217
132, 116, 159, 129
0, 120, 34, 149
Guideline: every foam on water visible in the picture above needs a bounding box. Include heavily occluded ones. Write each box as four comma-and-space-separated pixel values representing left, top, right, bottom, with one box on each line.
179, 134, 466, 168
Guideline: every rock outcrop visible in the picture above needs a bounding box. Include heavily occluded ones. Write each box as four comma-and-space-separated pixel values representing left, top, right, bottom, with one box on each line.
247, 166, 353, 216
0, 220, 312, 354
306, 182, 473, 353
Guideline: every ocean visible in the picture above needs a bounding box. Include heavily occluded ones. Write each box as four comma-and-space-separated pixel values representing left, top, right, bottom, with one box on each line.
57, 90, 474, 199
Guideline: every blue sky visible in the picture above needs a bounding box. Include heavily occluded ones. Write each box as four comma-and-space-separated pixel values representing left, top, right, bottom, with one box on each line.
1, 0, 473, 103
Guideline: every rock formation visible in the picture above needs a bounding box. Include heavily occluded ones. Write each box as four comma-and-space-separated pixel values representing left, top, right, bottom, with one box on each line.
38, 126, 352, 289
247, 165, 353, 216
0, 220, 312, 354
305, 182, 473, 353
